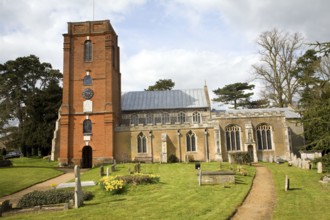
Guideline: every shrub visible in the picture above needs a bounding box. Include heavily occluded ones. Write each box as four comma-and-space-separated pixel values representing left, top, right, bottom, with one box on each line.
314, 154, 330, 173
168, 154, 179, 163
99, 173, 160, 195
119, 173, 160, 185
99, 176, 125, 194
230, 152, 251, 164
0, 159, 12, 167
17, 189, 94, 208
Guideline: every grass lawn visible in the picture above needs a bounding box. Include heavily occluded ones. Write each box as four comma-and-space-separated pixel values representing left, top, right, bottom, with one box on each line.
0, 157, 62, 197
264, 162, 330, 220
4, 162, 256, 220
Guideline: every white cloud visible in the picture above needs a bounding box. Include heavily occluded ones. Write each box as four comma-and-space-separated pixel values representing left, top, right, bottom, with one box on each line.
122, 48, 258, 98
0, 0, 329, 103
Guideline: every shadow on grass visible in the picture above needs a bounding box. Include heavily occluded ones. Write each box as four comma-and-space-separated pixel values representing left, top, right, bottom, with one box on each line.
235, 176, 248, 185
288, 188, 302, 191
235, 179, 247, 185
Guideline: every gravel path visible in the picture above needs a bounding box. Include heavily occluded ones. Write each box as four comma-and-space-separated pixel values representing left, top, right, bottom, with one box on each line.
231, 164, 276, 220
0, 168, 77, 207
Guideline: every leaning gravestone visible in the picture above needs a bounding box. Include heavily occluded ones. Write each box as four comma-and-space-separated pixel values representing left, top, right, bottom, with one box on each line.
285, 175, 290, 191
317, 162, 323, 173
100, 165, 104, 177
74, 165, 83, 208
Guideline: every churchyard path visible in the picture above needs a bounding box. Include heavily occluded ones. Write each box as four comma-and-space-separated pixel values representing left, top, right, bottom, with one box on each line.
2, 164, 276, 218
0, 168, 78, 207
231, 164, 276, 220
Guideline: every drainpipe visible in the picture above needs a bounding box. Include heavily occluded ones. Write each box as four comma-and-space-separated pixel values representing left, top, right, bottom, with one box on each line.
204, 128, 209, 162
149, 130, 153, 163
177, 129, 181, 162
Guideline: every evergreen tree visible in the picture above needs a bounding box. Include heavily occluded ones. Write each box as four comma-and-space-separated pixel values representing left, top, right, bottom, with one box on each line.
213, 82, 255, 109
145, 79, 175, 91
0, 55, 62, 156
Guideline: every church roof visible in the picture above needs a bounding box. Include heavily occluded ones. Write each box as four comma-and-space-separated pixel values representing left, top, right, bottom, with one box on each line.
121, 88, 210, 111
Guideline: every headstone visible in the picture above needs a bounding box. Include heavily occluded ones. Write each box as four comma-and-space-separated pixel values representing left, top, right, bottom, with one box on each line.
111, 164, 116, 172
100, 165, 104, 177
113, 159, 117, 165
106, 167, 109, 177
74, 165, 83, 208
297, 158, 302, 168
285, 175, 290, 191
317, 162, 323, 173
198, 169, 202, 186
134, 163, 141, 173
195, 162, 201, 170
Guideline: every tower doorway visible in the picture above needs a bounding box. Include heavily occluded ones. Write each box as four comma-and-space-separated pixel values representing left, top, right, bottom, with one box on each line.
82, 145, 92, 168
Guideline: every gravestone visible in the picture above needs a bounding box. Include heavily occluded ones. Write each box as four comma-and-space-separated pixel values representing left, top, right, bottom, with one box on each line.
297, 158, 302, 168
74, 165, 83, 208
134, 163, 141, 173
111, 164, 116, 172
195, 162, 201, 170
317, 162, 323, 173
106, 167, 109, 177
100, 165, 104, 177
285, 175, 290, 191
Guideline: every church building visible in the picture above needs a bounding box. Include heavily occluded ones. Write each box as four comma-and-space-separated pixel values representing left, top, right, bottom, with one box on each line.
54, 20, 304, 168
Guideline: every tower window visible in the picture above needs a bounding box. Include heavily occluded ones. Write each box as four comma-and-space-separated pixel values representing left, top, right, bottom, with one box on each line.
83, 119, 92, 135
83, 75, 92, 85
84, 40, 92, 62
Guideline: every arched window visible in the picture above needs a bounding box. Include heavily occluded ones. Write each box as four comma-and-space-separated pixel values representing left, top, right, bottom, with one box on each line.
131, 114, 138, 125
257, 124, 273, 150
225, 125, 241, 151
83, 119, 92, 135
84, 40, 92, 62
137, 132, 147, 153
162, 112, 170, 124
146, 113, 153, 124
178, 112, 186, 124
186, 130, 197, 152
192, 112, 201, 124
83, 75, 92, 85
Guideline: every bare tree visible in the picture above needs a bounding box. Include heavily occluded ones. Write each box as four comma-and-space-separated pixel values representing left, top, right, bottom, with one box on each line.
252, 29, 304, 107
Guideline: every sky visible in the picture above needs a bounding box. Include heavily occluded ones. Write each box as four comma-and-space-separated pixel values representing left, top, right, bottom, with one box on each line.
1, 0, 330, 105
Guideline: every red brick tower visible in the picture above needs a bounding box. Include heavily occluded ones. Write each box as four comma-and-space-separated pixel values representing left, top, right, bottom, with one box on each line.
58, 20, 121, 167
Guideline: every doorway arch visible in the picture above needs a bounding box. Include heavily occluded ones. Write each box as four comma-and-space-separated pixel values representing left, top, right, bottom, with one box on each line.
82, 145, 92, 168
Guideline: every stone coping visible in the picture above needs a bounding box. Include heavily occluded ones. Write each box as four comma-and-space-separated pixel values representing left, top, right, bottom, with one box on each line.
56, 181, 96, 189
200, 170, 235, 175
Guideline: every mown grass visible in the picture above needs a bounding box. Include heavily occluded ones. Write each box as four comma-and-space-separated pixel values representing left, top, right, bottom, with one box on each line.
11, 157, 59, 168
4, 162, 256, 220
0, 157, 62, 197
264, 162, 330, 220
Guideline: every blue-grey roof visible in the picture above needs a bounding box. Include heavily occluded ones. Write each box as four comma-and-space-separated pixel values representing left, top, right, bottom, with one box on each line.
214, 107, 301, 119
121, 89, 210, 111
